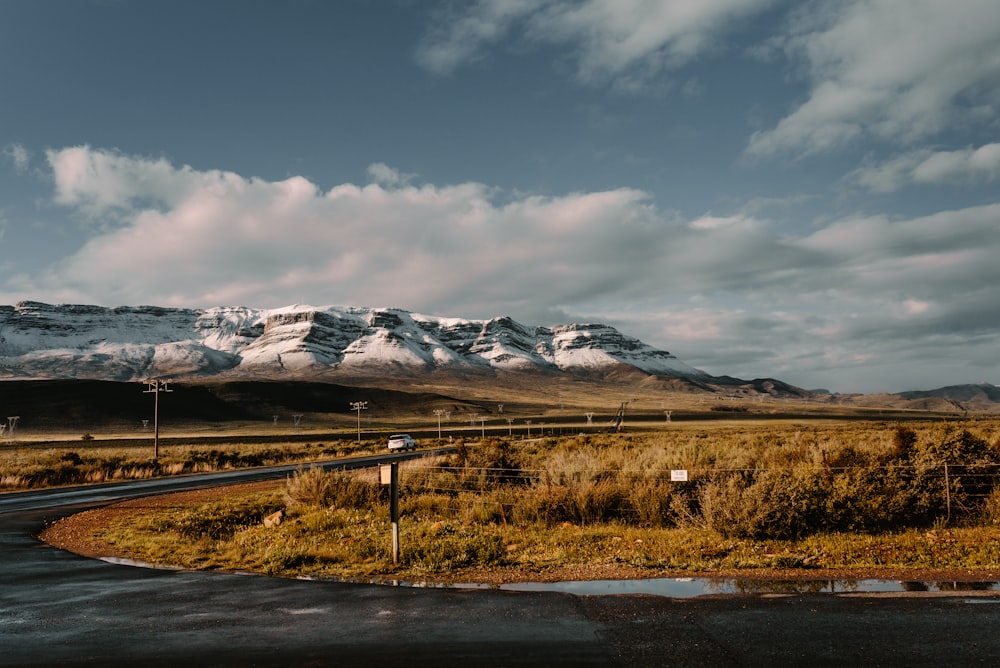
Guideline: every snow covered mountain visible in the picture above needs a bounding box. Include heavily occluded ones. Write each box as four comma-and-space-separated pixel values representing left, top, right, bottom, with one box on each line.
0, 301, 708, 382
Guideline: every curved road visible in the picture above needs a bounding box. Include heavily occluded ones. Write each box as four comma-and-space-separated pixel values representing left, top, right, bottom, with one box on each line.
3, 455, 1000, 666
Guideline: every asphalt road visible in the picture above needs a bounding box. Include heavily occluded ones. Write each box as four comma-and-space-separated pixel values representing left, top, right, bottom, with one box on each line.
3, 457, 1000, 666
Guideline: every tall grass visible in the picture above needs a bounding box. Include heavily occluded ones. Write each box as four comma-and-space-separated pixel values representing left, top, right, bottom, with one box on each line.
408, 422, 1000, 538
90, 420, 1000, 578
0, 440, 376, 491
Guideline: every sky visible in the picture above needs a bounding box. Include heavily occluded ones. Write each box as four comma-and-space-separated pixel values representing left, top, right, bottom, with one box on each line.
1, 0, 999, 394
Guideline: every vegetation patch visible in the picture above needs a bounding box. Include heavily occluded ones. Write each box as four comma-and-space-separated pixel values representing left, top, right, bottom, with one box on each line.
63, 421, 1000, 580
0, 440, 377, 491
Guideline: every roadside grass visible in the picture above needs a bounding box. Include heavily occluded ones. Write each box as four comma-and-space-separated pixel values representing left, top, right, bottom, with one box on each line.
87, 420, 1000, 580
0, 440, 381, 491
95, 498, 1000, 579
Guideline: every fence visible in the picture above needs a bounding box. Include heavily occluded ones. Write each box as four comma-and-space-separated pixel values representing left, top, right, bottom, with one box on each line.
391, 458, 1000, 539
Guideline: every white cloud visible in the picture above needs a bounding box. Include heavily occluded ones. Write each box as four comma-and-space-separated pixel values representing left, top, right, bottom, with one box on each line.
20, 147, 682, 316
4, 144, 30, 173
747, 0, 1000, 156
45, 146, 207, 219
415, 0, 540, 75
913, 143, 1000, 185
417, 0, 778, 85
366, 163, 417, 188
7, 146, 1000, 393
852, 142, 1000, 192
688, 214, 761, 230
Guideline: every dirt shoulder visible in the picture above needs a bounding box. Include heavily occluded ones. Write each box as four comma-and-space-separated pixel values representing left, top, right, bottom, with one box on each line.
37, 481, 1000, 585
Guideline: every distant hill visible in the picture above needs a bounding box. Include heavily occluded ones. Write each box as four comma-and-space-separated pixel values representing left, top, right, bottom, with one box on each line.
895, 383, 1000, 405
0, 379, 476, 431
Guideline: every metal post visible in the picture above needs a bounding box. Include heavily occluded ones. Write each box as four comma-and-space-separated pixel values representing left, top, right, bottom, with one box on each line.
390, 462, 400, 565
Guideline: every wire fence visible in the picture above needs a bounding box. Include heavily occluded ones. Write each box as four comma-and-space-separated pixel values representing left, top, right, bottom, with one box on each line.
389, 460, 1000, 532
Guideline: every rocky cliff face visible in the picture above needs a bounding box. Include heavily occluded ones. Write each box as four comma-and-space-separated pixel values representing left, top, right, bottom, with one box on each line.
0, 301, 708, 382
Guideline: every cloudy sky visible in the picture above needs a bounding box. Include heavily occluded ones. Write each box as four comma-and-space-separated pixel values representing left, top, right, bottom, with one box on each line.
1, 0, 999, 394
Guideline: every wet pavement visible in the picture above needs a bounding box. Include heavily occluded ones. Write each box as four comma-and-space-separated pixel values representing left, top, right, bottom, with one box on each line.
3, 468, 1000, 666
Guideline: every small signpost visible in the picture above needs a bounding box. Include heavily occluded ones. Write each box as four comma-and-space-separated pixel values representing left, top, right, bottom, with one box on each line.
670, 469, 689, 482
380, 463, 400, 565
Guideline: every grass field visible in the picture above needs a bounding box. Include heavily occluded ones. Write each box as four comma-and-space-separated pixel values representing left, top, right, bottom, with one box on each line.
38, 415, 1000, 582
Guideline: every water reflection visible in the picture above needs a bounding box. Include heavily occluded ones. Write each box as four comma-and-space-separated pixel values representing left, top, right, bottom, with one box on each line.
456, 577, 1000, 598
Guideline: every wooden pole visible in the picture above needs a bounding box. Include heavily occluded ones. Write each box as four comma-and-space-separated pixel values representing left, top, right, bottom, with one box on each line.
390, 462, 399, 565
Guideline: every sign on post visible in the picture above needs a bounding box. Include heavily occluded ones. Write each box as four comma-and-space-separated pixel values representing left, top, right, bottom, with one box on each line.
670, 469, 689, 482
379, 463, 400, 565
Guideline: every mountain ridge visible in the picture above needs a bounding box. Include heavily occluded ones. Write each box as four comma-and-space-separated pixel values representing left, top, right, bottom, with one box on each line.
0, 300, 716, 385
0, 302, 995, 407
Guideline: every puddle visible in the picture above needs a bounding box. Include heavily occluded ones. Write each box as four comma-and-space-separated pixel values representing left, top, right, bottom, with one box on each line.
96, 555, 1000, 598
448, 577, 1000, 598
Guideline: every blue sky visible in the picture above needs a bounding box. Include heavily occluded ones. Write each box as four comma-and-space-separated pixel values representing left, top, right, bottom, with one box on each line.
1, 0, 999, 394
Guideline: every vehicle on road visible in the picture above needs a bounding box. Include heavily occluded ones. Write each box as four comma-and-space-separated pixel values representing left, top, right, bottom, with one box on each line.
387, 433, 417, 452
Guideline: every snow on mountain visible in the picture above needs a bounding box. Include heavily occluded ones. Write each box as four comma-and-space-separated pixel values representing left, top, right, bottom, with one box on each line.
543, 324, 705, 376
0, 301, 709, 382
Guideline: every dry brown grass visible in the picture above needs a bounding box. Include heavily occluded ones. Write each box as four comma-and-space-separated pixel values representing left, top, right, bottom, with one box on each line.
60, 419, 1000, 582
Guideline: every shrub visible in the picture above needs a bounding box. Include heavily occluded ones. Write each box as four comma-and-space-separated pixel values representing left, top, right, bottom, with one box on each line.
826, 465, 917, 531
891, 426, 917, 459
285, 466, 333, 507
467, 438, 523, 486
284, 466, 380, 509
628, 478, 674, 528
700, 470, 829, 540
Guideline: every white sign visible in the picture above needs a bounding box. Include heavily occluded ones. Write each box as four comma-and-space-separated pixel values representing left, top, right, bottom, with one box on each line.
379, 464, 393, 485
670, 469, 688, 482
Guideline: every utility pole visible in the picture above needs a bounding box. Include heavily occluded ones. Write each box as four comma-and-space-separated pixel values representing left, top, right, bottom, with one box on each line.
5, 416, 19, 441
350, 401, 368, 443
143, 379, 172, 459
433, 409, 446, 438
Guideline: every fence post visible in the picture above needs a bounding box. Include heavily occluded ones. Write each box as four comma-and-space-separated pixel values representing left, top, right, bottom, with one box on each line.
390, 462, 400, 565
380, 463, 400, 565
944, 462, 951, 522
